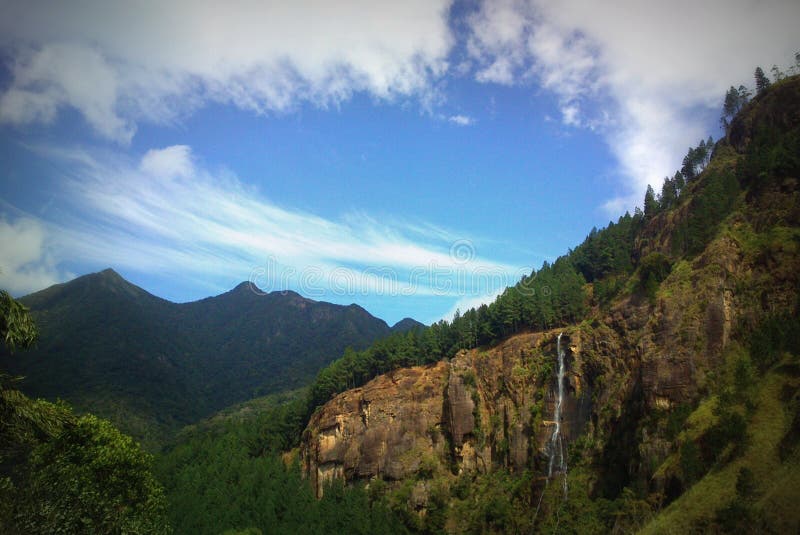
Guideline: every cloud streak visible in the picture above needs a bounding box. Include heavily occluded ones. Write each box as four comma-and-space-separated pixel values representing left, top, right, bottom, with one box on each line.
9, 144, 527, 302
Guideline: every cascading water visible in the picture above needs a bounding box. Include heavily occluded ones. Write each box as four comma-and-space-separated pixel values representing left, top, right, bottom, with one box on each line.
547, 332, 568, 498
533, 333, 570, 522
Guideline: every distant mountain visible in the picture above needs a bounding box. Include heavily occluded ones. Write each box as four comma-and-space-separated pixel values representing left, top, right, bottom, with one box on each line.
390, 317, 425, 333
0, 269, 394, 446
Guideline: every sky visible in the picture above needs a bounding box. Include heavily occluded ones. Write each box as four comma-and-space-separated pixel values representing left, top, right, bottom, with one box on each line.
0, 0, 797, 325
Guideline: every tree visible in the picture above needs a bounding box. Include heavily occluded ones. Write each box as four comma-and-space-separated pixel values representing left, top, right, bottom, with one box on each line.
754, 67, 770, 94
644, 184, 658, 217
0, 290, 38, 352
13, 415, 171, 534
721, 86, 749, 129
660, 176, 677, 210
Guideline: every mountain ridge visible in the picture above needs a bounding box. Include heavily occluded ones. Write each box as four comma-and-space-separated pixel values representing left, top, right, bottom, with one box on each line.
2, 268, 410, 447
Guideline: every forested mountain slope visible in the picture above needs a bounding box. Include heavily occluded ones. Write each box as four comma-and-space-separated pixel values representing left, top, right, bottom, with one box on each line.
294, 74, 800, 532
0, 270, 393, 447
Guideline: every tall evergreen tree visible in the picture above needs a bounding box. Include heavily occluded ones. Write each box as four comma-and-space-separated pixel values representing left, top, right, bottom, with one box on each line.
755, 66, 771, 94
644, 184, 658, 218
660, 176, 677, 210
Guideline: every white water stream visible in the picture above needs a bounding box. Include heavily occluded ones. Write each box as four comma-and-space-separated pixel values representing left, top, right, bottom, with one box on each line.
547, 332, 568, 498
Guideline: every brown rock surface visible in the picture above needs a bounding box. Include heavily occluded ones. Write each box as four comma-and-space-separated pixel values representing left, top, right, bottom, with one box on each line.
301, 331, 601, 496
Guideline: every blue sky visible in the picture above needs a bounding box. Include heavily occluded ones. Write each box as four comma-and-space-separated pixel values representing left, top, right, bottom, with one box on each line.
0, 1, 797, 325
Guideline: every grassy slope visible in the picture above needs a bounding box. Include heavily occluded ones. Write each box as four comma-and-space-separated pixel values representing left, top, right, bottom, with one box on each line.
640, 355, 800, 534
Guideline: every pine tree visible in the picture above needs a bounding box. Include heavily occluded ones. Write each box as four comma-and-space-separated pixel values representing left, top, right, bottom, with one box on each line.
644, 185, 658, 217
660, 176, 677, 210
755, 67, 771, 94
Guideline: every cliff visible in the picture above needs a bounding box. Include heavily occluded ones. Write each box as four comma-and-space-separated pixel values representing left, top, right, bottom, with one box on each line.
302, 330, 608, 497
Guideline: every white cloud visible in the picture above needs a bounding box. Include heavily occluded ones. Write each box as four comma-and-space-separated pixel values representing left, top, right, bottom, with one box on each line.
25, 144, 523, 301
448, 114, 475, 126
465, 0, 800, 213
0, 1, 453, 142
0, 217, 65, 295
140, 145, 194, 179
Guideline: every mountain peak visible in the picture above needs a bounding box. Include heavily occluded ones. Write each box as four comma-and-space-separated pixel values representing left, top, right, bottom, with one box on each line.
390, 317, 425, 333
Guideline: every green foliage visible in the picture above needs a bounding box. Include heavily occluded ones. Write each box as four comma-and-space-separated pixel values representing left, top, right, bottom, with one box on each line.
665, 403, 693, 442
447, 470, 535, 534
680, 138, 713, 181
155, 394, 407, 535
10, 414, 170, 534
735, 466, 755, 498
714, 499, 757, 535
644, 184, 659, 217
738, 122, 800, 193
671, 168, 740, 256
679, 440, 704, 484
704, 407, 748, 462
755, 66, 771, 94
0, 289, 172, 534
637, 252, 672, 301
571, 211, 638, 283
749, 312, 800, 371
0, 290, 38, 352
721, 85, 751, 129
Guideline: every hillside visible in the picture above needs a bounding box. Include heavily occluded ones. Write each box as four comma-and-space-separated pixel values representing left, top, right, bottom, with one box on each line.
0, 270, 394, 447
294, 75, 800, 532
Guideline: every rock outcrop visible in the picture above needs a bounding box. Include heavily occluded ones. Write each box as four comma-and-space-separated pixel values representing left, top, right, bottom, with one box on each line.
301, 331, 601, 497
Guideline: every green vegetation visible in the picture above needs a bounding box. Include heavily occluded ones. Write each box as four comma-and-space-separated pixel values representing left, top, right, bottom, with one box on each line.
1, 289, 170, 533
0, 272, 393, 448
0, 290, 38, 352
154, 393, 407, 535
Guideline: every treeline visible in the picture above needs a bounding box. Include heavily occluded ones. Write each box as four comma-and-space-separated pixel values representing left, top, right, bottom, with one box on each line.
307, 255, 590, 414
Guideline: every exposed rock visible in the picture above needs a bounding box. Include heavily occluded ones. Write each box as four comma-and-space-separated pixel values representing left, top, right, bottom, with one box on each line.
302, 361, 449, 496
301, 331, 600, 497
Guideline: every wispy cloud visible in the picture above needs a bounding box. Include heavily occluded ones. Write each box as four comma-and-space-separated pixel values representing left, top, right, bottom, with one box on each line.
9, 144, 527, 301
448, 114, 475, 126
0, 1, 454, 143
464, 0, 800, 213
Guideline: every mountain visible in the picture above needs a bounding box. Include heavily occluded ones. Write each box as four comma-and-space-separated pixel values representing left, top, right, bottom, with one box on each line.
297, 75, 800, 532
390, 317, 425, 333
0, 270, 394, 446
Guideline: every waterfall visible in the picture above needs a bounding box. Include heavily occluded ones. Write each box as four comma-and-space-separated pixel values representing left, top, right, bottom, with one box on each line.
533, 333, 570, 522
547, 332, 568, 498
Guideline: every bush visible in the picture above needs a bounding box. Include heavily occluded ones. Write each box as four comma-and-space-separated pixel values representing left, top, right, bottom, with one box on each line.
638, 252, 672, 301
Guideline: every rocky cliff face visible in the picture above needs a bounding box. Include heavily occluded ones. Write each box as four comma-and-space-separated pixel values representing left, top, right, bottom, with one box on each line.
301, 331, 606, 497
302, 361, 449, 496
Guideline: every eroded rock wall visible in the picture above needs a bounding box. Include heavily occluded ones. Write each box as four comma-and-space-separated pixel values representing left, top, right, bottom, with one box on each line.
301, 331, 602, 497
